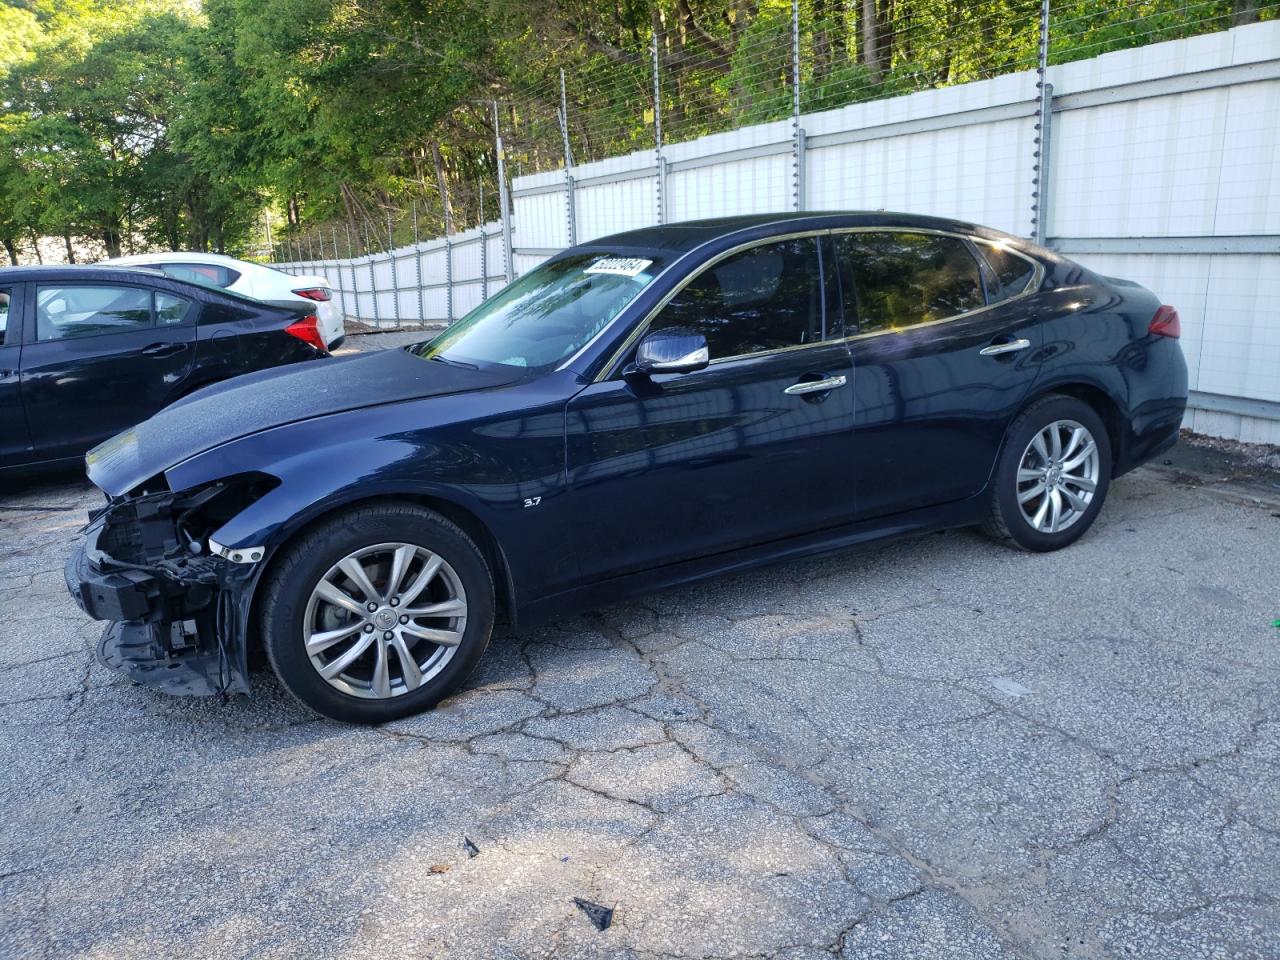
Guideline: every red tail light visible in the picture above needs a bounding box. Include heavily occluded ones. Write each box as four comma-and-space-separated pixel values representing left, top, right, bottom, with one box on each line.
1149, 305, 1181, 338
292, 287, 331, 302
285, 313, 328, 352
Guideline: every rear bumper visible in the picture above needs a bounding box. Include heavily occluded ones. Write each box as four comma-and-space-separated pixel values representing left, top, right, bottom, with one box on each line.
65, 526, 252, 696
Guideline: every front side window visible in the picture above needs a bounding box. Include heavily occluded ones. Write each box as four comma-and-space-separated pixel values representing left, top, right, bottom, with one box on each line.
0, 288, 9, 345
649, 236, 827, 361
837, 232, 985, 335
414, 251, 665, 374
36, 285, 153, 341
159, 263, 240, 288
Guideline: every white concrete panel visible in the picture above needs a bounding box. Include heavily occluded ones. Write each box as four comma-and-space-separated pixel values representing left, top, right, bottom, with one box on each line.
1195, 254, 1280, 403
450, 236, 483, 282
805, 117, 1032, 234
1213, 80, 1280, 235
1051, 89, 1230, 238
667, 154, 790, 222
1185, 407, 1280, 445
575, 176, 657, 243
513, 190, 569, 249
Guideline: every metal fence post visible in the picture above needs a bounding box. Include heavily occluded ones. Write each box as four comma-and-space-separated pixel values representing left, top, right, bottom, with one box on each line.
445, 231, 454, 325
331, 226, 344, 317
559, 68, 578, 247
366, 224, 381, 326
344, 224, 357, 320
412, 200, 424, 324
494, 100, 515, 283
387, 213, 401, 327
480, 180, 489, 303
1032, 0, 1054, 245
792, 0, 805, 212
652, 30, 665, 225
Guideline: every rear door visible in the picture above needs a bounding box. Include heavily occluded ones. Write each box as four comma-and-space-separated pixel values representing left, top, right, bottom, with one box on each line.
0, 284, 34, 467
20, 282, 197, 461
836, 230, 1044, 520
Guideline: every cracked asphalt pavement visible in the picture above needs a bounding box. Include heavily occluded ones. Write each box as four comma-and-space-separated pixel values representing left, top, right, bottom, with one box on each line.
2, 344, 1279, 959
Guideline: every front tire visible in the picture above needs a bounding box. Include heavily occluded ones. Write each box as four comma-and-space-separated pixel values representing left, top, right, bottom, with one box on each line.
260, 502, 494, 723
982, 395, 1112, 552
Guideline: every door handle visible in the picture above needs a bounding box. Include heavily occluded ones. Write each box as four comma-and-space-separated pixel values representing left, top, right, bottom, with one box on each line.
979, 338, 1031, 357
141, 342, 188, 358
784, 375, 847, 395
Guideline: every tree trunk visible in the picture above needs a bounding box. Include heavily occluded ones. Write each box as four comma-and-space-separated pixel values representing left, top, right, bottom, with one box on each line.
64, 229, 75, 264
100, 228, 123, 259
28, 229, 43, 264
861, 0, 884, 78
813, 0, 843, 85
1233, 0, 1259, 25
2, 237, 17, 266
431, 141, 454, 235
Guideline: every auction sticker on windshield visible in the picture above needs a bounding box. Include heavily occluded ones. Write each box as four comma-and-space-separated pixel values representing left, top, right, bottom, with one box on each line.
584, 257, 653, 277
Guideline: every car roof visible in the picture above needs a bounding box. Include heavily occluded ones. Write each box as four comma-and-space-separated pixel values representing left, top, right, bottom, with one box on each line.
0, 264, 191, 284
586, 211, 1025, 254
105, 251, 258, 268
0, 265, 283, 308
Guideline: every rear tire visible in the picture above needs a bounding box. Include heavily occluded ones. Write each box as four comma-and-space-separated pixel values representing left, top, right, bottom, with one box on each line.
260, 501, 494, 723
981, 395, 1112, 552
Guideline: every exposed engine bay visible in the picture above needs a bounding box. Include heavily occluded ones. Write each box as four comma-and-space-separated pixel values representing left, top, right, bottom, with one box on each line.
64, 475, 278, 696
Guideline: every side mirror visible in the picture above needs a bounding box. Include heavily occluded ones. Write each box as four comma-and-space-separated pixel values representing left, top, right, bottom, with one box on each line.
634, 327, 709, 375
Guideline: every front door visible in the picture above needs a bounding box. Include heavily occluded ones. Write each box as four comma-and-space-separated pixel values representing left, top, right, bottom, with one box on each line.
833, 230, 1045, 520
0, 284, 33, 468
20, 282, 196, 461
566, 234, 857, 582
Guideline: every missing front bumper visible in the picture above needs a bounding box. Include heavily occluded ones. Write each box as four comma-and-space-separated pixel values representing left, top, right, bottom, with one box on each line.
65, 528, 253, 697
96, 620, 248, 697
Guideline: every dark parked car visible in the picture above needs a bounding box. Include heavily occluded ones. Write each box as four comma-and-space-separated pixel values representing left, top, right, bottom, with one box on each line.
65, 213, 1187, 723
0, 265, 330, 475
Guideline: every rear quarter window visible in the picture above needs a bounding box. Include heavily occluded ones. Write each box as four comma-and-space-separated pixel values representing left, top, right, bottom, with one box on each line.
159, 263, 241, 288
0, 288, 9, 345
979, 244, 1038, 300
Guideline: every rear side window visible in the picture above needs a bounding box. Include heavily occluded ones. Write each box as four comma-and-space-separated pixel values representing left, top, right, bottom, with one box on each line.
979, 243, 1037, 300
837, 232, 985, 334
35, 286, 153, 341
158, 262, 240, 288
0, 288, 9, 345
650, 236, 829, 360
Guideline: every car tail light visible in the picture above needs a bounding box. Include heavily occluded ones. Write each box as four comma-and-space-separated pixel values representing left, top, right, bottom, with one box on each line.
1149, 305, 1181, 338
285, 314, 328, 352
292, 287, 332, 302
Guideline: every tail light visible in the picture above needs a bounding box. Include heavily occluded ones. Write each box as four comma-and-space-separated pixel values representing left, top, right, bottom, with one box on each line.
285, 314, 328, 352
1149, 305, 1181, 338
292, 287, 331, 302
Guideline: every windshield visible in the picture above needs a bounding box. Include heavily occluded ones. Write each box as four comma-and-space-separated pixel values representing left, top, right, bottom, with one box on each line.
411, 251, 664, 373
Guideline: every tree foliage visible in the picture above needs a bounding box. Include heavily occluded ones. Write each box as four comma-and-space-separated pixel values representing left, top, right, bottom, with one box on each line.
0, 0, 1274, 263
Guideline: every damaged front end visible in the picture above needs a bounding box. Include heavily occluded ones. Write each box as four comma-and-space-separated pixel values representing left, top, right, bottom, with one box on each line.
64, 474, 278, 697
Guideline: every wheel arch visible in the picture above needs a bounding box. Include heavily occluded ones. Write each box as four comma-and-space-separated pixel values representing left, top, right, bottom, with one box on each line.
1018, 380, 1128, 475
245, 491, 519, 656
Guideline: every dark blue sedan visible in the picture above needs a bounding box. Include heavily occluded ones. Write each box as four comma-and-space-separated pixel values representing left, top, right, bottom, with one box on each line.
0, 265, 330, 476
65, 213, 1188, 722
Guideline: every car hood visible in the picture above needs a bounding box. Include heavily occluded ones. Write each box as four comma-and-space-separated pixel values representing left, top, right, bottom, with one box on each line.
86, 347, 518, 496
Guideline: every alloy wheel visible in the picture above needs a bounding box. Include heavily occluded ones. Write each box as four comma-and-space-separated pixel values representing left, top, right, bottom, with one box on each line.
1015, 419, 1100, 535
302, 542, 467, 699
